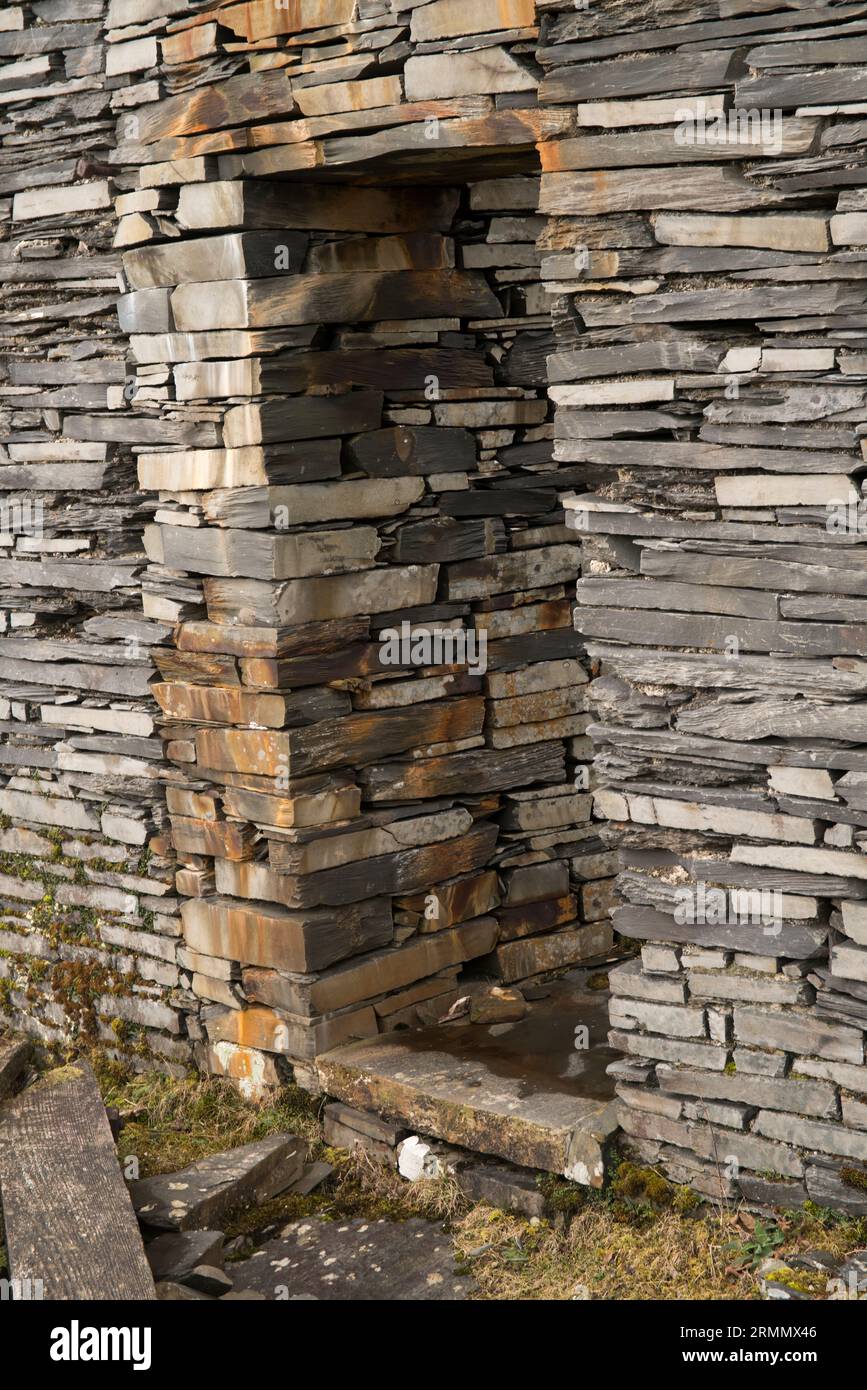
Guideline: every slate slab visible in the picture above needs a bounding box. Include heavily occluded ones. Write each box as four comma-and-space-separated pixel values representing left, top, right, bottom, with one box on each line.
145, 1229, 225, 1282
806, 1160, 867, 1216
456, 1161, 547, 1218
318, 974, 619, 1185
230, 1217, 475, 1300
130, 1134, 306, 1231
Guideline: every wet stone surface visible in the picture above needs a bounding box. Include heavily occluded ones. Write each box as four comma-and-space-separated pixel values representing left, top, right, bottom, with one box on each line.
317, 972, 620, 1182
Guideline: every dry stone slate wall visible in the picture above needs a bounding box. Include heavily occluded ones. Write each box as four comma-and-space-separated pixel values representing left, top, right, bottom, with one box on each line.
4, 0, 867, 1211
537, 0, 867, 1211
0, 0, 185, 1074
115, 0, 618, 1094
3, 0, 617, 1098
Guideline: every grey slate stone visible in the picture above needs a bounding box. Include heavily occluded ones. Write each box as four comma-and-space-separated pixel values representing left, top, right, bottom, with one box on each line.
805, 1161, 867, 1215
456, 1162, 547, 1218
655, 1063, 839, 1119
732, 1007, 864, 1064
0, 1039, 30, 1101
184, 1264, 233, 1296
230, 1217, 475, 1301
754, 1111, 867, 1161
131, 1135, 306, 1231
145, 1230, 225, 1283
738, 1175, 808, 1210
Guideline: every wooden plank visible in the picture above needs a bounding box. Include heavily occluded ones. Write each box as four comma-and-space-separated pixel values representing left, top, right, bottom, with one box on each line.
0, 1062, 155, 1300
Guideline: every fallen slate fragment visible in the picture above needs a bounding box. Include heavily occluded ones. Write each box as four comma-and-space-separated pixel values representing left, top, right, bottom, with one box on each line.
790, 1249, 840, 1275
130, 1134, 307, 1231
835, 1250, 867, 1299
146, 1230, 226, 1283
322, 1101, 405, 1162
469, 985, 527, 1024
456, 1161, 547, 1218
289, 1160, 333, 1197
230, 1217, 475, 1300
184, 1264, 233, 1296
758, 1260, 815, 1301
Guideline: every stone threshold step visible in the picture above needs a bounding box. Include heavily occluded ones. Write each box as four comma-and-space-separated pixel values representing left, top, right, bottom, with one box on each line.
317, 972, 621, 1187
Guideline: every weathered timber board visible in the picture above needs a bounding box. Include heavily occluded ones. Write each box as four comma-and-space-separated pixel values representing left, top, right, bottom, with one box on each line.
0, 1063, 155, 1299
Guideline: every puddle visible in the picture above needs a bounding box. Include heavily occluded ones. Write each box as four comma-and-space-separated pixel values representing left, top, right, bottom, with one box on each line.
381, 979, 619, 1102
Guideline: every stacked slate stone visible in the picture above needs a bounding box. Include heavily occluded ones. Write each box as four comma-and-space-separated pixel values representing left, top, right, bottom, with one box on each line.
537, 0, 867, 1208
0, 1, 187, 1073
105, 0, 615, 1091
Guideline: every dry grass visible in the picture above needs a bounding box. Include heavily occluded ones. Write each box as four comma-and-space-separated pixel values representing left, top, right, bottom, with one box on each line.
454, 1186, 867, 1300
95, 1063, 867, 1302
454, 1203, 755, 1300
96, 1059, 323, 1176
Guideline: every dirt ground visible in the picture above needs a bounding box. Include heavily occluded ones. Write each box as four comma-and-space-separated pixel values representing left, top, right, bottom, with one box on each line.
77, 1063, 867, 1302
